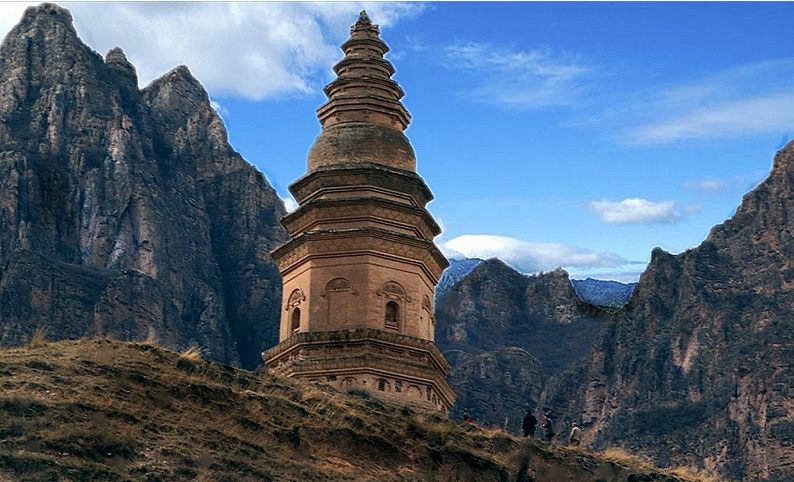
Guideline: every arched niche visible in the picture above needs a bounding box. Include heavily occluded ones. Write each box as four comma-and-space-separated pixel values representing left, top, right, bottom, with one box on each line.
378, 281, 407, 332
286, 288, 305, 334
322, 278, 353, 328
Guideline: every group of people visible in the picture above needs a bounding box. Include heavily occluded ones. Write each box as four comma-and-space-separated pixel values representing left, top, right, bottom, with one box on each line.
521, 409, 581, 446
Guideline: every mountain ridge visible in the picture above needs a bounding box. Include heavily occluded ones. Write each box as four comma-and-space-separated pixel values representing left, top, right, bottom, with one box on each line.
0, 3, 287, 368
542, 141, 794, 481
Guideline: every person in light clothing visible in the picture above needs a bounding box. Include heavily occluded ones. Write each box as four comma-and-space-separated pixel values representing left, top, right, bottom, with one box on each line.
569, 422, 582, 446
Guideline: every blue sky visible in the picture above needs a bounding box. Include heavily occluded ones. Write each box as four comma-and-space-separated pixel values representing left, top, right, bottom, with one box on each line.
2, 2, 793, 282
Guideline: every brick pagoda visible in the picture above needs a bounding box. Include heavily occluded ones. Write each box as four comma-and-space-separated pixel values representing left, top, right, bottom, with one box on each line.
263, 12, 454, 412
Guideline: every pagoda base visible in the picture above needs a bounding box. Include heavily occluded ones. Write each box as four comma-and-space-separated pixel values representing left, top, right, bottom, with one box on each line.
263, 329, 455, 413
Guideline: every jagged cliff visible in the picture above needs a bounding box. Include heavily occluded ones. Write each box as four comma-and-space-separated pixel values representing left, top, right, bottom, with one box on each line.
0, 4, 287, 368
543, 142, 794, 481
435, 259, 612, 429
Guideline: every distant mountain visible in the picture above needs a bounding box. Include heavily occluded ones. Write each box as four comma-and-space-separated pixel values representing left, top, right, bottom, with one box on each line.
543, 141, 794, 482
435, 259, 612, 429
0, 4, 287, 368
435, 257, 483, 298
570, 278, 636, 308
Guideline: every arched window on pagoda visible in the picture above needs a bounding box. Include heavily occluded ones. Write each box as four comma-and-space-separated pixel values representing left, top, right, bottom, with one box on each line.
379, 281, 407, 332
291, 308, 301, 333
286, 288, 305, 335
385, 301, 400, 330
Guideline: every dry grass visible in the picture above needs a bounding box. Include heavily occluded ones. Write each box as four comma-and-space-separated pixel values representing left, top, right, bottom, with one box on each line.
666, 465, 725, 482
0, 339, 722, 482
27, 325, 50, 349
602, 446, 655, 469
179, 344, 203, 361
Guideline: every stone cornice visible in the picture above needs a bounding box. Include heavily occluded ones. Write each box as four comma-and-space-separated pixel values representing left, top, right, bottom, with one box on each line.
281, 196, 442, 239
289, 163, 434, 206
263, 328, 452, 373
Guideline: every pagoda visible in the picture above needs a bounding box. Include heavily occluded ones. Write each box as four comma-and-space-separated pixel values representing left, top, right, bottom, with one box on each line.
263, 12, 454, 412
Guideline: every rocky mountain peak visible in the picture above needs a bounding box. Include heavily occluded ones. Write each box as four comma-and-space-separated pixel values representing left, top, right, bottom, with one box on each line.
144, 65, 212, 116
17, 3, 75, 34
104, 47, 138, 84
435, 256, 611, 427
0, 4, 288, 370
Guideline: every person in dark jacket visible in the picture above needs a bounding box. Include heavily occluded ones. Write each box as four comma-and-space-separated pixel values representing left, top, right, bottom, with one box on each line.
521, 409, 537, 437
541, 415, 555, 442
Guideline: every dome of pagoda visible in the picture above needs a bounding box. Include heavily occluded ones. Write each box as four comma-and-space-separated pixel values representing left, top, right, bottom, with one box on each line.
307, 11, 416, 173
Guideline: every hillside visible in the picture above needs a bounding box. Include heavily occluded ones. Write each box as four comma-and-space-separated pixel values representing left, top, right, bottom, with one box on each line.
543, 141, 794, 482
0, 338, 717, 482
0, 3, 287, 369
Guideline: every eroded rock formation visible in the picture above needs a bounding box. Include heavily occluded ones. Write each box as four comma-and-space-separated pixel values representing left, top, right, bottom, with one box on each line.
544, 141, 794, 481
0, 4, 287, 368
435, 259, 611, 429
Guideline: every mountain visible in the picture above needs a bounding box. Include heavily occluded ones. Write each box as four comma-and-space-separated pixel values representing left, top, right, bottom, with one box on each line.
543, 141, 794, 482
0, 4, 287, 369
435, 259, 612, 429
570, 278, 636, 308
436, 257, 483, 298
0, 338, 713, 482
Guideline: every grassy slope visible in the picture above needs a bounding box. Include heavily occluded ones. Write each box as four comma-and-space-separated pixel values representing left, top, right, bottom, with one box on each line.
0, 339, 718, 482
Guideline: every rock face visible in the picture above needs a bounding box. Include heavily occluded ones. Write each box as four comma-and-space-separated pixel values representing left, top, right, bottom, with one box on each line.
435, 259, 611, 429
435, 257, 483, 299
0, 4, 288, 368
544, 142, 794, 481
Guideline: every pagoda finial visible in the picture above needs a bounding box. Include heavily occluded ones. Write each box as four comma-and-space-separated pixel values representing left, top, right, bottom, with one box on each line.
350, 9, 379, 37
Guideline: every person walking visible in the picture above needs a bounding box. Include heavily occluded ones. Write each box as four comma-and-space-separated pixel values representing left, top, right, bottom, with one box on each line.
542, 414, 555, 442
521, 409, 537, 437
569, 422, 582, 446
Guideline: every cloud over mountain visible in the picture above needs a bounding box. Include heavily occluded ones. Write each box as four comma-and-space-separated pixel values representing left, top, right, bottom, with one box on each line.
440, 234, 628, 274
0, 2, 423, 101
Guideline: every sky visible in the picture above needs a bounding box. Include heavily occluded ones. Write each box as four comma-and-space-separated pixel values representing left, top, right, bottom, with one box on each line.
2, 2, 793, 282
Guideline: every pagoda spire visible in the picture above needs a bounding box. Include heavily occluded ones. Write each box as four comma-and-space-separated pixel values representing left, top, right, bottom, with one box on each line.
265, 12, 453, 413
309, 10, 414, 172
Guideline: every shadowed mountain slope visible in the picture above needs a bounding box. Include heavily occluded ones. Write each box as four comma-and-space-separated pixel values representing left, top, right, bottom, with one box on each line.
0, 4, 287, 368
543, 141, 794, 482
435, 259, 612, 428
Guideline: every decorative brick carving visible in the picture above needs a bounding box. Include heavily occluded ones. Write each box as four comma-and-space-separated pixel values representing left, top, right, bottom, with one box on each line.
286, 288, 305, 310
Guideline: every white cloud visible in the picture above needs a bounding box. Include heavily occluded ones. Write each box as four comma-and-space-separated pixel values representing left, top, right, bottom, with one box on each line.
683, 172, 768, 194
281, 195, 298, 213
623, 93, 794, 145
209, 99, 229, 119
0, 2, 424, 101
683, 178, 727, 193
608, 58, 794, 145
588, 198, 683, 225
0, 3, 35, 35
439, 234, 629, 274
443, 41, 593, 108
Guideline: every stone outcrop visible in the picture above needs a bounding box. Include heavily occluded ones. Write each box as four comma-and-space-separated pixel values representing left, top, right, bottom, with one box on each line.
435, 259, 611, 428
543, 141, 794, 481
0, 4, 287, 368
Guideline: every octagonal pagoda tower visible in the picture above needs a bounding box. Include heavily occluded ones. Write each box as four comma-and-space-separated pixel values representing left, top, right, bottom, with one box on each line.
263, 12, 454, 412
